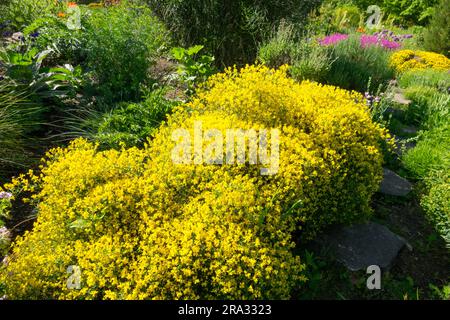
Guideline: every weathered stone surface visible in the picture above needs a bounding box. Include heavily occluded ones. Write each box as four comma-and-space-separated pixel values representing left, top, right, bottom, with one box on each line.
321, 222, 407, 271
393, 137, 416, 156
400, 125, 418, 136
379, 168, 412, 196
392, 92, 411, 105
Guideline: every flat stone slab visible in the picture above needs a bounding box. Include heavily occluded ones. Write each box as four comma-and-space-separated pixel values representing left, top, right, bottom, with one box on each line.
379, 168, 412, 196
321, 222, 407, 271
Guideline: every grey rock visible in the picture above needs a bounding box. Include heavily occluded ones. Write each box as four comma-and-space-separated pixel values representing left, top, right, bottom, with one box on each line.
393, 137, 416, 156
10, 32, 24, 42
392, 92, 411, 105
321, 222, 408, 271
400, 125, 418, 136
379, 168, 412, 196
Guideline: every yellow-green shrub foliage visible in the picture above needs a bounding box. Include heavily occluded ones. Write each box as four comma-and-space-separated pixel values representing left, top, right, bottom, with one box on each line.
390, 50, 450, 73
0, 65, 387, 299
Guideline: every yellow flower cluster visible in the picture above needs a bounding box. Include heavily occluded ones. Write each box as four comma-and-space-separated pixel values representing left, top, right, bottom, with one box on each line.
390, 50, 450, 73
0, 65, 387, 299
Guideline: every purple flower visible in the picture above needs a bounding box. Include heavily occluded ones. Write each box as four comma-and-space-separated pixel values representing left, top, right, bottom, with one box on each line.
360, 34, 401, 50
360, 34, 379, 47
380, 38, 401, 49
2, 31, 12, 38
0, 192, 12, 200
318, 33, 349, 46
30, 32, 40, 38
403, 34, 413, 39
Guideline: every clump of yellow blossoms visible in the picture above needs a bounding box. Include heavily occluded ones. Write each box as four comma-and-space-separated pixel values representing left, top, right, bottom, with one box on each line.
390, 50, 450, 73
0, 65, 387, 299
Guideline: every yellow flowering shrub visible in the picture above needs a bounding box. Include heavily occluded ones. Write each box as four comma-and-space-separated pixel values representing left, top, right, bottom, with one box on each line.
390, 50, 450, 73
0, 65, 387, 299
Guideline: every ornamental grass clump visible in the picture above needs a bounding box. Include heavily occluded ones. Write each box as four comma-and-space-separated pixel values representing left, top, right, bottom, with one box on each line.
0, 65, 388, 299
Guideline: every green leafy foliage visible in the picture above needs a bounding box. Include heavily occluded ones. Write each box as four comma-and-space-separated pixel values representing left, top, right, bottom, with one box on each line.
64, 89, 179, 149
352, 0, 438, 26
326, 34, 394, 92
382, 0, 438, 26
21, 10, 88, 66
257, 22, 299, 67
290, 43, 334, 83
402, 86, 450, 129
423, 0, 450, 57
83, 2, 169, 102
257, 23, 334, 83
403, 125, 450, 179
0, 46, 84, 100
306, 1, 365, 35
398, 69, 450, 92
0, 0, 62, 30
421, 170, 450, 248
0, 80, 39, 179
171, 45, 215, 94
146, 0, 321, 66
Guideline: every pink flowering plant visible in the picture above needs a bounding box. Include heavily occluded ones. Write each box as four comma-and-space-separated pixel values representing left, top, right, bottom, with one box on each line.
360, 34, 401, 50
319, 29, 409, 50
318, 33, 349, 46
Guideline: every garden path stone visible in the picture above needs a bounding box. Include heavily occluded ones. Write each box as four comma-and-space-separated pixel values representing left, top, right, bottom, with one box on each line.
400, 125, 418, 136
379, 168, 412, 196
320, 222, 408, 271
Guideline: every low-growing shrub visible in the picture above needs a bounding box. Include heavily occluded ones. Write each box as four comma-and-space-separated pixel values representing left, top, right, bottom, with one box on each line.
421, 170, 450, 248
402, 86, 450, 129
398, 69, 450, 92
403, 124, 450, 178
257, 22, 299, 68
390, 50, 450, 73
0, 65, 387, 299
290, 44, 333, 83
83, 2, 169, 101
64, 89, 179, 149
257, 24, 333, 83
326, 34, 394, 92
